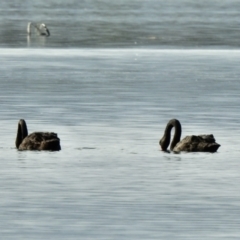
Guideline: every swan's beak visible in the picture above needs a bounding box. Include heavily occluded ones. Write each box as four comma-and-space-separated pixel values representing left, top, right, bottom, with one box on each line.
46, 29, 50, 36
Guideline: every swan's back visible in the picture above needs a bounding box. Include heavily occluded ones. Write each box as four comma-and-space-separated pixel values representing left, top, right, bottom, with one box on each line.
19, 132, 61, 151
173, 134, 220, 152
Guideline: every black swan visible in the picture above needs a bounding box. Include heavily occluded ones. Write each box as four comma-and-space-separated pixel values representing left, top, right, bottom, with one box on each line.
27, 22, 50, 36
159, 119, 220, 152
15, 119, 61, 151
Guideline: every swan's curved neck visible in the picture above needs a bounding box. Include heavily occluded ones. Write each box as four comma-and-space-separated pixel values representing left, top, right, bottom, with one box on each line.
160, 119, 182, 151
27, 22, 32, 34
16, 119, 28, 148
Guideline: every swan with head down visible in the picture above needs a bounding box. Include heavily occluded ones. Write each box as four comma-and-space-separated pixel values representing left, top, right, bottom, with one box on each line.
27, 22, 50, 36
159, 119, 220, 153
16, 119, 61, 151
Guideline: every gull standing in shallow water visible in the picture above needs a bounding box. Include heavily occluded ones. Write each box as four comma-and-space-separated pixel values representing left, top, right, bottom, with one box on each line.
159, 119, 220, 153
16, 119, 61, 151
27, 22, 50, 36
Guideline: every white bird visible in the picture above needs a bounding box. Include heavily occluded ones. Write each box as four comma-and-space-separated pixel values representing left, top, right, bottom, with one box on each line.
27, 22, 50, 36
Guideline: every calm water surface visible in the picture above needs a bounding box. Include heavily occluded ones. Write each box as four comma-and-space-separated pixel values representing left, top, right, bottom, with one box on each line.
0, 0, 240, 48
1, 0, 240, 239
0, 49, 240, 239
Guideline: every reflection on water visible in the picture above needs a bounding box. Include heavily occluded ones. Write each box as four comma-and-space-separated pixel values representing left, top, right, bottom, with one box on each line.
0, 49, 240, 239
27, 35, 48, 48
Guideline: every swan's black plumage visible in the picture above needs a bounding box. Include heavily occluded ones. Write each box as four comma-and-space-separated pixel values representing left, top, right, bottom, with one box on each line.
159, 119, 220, 152
16, 119, 61, 151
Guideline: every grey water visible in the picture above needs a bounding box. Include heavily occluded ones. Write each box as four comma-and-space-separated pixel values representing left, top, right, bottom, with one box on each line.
0, 1, 240, 240
1, 0, 240, 48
